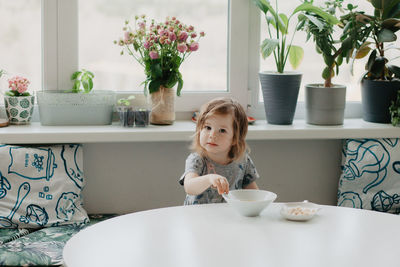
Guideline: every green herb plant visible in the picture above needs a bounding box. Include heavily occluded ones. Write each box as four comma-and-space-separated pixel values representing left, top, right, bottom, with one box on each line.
117, 95, 136, 106
70, 69, 94, 93
253, 0, 339, 73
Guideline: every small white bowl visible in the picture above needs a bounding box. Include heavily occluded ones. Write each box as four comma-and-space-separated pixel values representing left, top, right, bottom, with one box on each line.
222, 190, 277, 217
280, 201, 320, 221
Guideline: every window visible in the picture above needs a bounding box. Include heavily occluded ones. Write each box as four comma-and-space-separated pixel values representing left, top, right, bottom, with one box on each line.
42, 0, 249, 112
41, 0, 378, 120
249, 0, 380, 119
0, 0, 41, 94
78, 0, 228, 95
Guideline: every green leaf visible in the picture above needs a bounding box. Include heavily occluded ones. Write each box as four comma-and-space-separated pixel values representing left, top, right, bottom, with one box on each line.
261, 38, 279, 59
303, 14, 324, 32
149, 79, 161, 94
253, 0, 277, 17
278, 13, 288, 34
366, 50, 377, 72
388, 64, 400, 78
386, 2, 400, 18
150, 62, 162, 79
369, 56, 387, 77
322, 66, 333, 80
177, 74, 183, 96
378, 28, 397, 42
71, 71, 81, 81
293, 3, 339, 25
87, 79, 93, 92
288, 45, 304, 69
82, 81, 89, 92
266, 15, 277, 29
382, 18, 400, 32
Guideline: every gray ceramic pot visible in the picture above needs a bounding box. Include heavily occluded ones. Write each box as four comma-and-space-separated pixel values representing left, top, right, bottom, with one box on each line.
259, 71, 302, 125
361, 79, 400, 123
305, 84, 346, 125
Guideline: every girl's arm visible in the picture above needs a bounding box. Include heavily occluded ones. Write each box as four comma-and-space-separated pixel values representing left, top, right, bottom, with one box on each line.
184, 172, 229, 195
243, 181, 259, 190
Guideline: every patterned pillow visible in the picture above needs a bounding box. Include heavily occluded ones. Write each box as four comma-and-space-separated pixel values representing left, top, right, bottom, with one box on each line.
0, 144, 88, 228
337, 138, 400, 213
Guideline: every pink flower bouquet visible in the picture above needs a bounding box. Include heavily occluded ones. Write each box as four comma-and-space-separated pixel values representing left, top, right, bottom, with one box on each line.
115, 15, 205, 96
6, 76, 31, 97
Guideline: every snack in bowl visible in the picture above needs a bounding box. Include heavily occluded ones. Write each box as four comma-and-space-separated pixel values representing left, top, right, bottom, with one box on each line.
280, 201, 320, 221
222, 189, 277, 217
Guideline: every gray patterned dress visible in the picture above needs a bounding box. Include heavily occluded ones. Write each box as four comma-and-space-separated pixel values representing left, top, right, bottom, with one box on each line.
179, 153, 260, 205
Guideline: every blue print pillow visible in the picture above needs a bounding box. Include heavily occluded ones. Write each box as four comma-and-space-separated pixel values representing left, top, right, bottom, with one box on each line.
0, 144, 89, 228
337, 138, 400, 213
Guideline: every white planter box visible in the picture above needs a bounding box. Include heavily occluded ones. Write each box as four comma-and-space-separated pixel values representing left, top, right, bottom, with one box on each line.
37, 90, 116, 126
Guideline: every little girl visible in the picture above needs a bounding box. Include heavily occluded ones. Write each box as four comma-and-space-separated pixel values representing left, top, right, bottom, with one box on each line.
179, 97, 259, 205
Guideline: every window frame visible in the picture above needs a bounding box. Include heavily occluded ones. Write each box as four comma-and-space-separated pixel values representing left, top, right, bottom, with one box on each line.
42, 0, 361, 119
42, 0, 250, 112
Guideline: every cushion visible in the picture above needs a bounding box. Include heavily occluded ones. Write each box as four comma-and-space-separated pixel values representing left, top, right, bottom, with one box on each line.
0, 144, 88, 228
0, 214, 117, 266
337, 138, 400, 213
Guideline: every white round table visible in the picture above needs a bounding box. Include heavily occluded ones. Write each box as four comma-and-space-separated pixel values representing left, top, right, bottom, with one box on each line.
63, 203, 400, 267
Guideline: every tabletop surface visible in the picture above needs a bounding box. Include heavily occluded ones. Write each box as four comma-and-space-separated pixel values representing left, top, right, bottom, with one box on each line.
63, 203, 400, 267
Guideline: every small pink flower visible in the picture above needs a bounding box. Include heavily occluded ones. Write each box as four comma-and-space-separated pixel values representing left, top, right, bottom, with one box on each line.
179, 31, 188, 41
144, 41, 151, 50
191, 33, 197, 38
189, 42, 199, 52
177, 43, 187, 53
149, 51, 159, 59
188, 25, 194, 31
8, 76, 30, 95
200, 31, 205, 37
169, 32, 177, 41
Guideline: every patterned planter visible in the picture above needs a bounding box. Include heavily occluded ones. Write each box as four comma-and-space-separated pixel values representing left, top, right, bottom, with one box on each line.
4, 95, 35, 125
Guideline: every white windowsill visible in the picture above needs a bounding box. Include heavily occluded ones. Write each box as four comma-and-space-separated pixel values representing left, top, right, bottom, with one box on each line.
0, 119, 398, 144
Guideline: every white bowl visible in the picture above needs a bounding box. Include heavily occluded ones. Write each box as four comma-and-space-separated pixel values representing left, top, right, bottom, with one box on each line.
222, 190, 277, 217
280, 201, 321, 221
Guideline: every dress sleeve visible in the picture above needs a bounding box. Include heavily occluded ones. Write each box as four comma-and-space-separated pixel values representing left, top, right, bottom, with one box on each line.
242, 154, 260, 186
179, 153, 205, 186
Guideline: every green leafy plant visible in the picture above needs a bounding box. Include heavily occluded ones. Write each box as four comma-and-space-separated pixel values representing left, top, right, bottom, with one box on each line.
351, 0, 400, 80
117, 95, 136, 106
390, 90, 400, 125
298, 1, 364, 87
253, 0, 338, 73
70, 69, 94, 93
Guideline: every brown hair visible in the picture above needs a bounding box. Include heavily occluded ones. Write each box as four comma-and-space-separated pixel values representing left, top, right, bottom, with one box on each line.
191, 97, 248, 161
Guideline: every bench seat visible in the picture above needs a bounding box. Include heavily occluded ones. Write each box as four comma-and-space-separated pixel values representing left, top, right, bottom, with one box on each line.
0, 214, 117, 266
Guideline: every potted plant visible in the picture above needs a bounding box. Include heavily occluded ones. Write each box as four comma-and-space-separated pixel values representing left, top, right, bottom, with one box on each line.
253, 0, 338, 125
298, 1, 361, 125
115, 15, 204, 125
36, 69, 116, 126
3, 74, 35, 125
351, 0, 400, 123
117, 95, 135, 127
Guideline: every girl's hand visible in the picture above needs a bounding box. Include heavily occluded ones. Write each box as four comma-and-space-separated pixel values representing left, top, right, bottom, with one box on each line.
209, 175, 229, 195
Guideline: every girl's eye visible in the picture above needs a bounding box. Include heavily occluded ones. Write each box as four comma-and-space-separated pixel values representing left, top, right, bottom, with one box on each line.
205, 126, 211, 130
219, 129, 226, 133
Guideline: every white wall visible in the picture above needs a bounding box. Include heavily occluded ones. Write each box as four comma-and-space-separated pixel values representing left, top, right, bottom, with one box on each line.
82, 139, 343, 214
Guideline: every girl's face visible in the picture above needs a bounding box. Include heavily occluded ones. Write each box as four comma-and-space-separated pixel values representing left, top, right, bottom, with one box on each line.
199, 113, 234, 163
